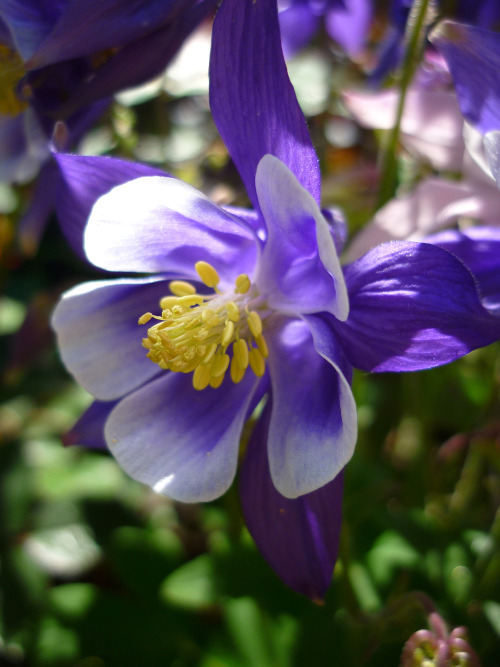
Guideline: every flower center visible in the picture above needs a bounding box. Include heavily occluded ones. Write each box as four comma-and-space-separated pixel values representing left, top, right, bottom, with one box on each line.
139, 261, 269, 390
0, 45, 29, 117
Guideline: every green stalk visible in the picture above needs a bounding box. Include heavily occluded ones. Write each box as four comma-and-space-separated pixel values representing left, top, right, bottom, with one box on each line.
376, 0, 434, 208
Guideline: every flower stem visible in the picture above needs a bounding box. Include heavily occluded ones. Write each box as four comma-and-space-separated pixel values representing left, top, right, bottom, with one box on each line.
376, 0, 434, 208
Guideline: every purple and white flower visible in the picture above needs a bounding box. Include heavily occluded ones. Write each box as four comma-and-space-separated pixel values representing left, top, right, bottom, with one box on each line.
52, 0, 500, 598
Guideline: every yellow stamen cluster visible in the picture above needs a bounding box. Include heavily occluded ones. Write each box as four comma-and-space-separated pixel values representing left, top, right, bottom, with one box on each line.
139, 262, 269, 390
0, 45, 29, 117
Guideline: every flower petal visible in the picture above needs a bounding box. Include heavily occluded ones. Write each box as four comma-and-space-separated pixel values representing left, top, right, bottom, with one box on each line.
426, 226, 500, 312
266, 317, 357, 499
52, 277, 169, 400
256, 155, 348, 319
54, 153, 166, 258
344, 177, 499, 262
105, 370, 262, 503
240, 400, 343, 599
278, 2, 320, 59
209, 0, 320, 211
326, 0, 372, 58
84, 176, 257, 284
337, 241, 500, 372
430, 20, 500, 133
63, 400, 118, 449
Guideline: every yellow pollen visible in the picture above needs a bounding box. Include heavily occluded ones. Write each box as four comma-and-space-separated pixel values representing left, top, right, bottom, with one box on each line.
247, 311, 263, 338
211, 351, 230, 378
168, 280, 196, 296
160, 296, 178, 310
249, 347, 266, 377
233, 339, 249, 369
255, 334, 269, 358
221, 320, 234, 348
230, 356, 246, 384
0, 45, 28, 117
138, 312, 153, 325
140, 261, 268, 390
201, 342, 217, 365
235, 274, 251, 294
209, 374, 225, 389
226, 301, 240, 322
195, 261, 220, 288
193, 364, 212, 390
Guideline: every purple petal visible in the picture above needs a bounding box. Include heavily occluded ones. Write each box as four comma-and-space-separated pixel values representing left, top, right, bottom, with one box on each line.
39, 2, 218, 116
51, 277, 169, 401
0, 1, 62, 60
256, 155, 348, 320
430, 21, 500, 133
28, 0, 193, 66
337, 241, 500, 372
278, 2, 320, 59
0, 109, 49, 184
240, 400, 343, 599
84, 176, 258, 284
63, 400, 118, 449
326, 0, 372, 57
105, 370, 262, 502
209, 0, 320, 210
426, 226, 500, 312
18, 160, 58, 255
266, 316, 357, 498
55, 153, 166, 259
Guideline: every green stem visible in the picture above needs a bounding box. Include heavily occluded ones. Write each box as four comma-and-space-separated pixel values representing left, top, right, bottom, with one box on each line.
376, 0, 433, 208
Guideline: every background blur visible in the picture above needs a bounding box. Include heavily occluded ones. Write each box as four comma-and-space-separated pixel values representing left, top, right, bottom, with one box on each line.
1, 20, 499, 667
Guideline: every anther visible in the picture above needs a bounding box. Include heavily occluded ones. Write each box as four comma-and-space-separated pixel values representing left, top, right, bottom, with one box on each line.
195, 261, 220, 288
247, 311, 262, 338
235, 274, 251, 294
255, 334, 269, 358
221, 320, 234, 348
233, 339, 249, 369
202, 309, 220, 328
209, 374, 225, 389
211, 351, 230, 378
226, 301, 240, 322
177, 295, 204, 307
249, 347, 266, 377
169, 280, 196, 296
230, 356, 246, 384
160, 296, 178, 310
138, 312, 153, 325
193, 364, 212, 390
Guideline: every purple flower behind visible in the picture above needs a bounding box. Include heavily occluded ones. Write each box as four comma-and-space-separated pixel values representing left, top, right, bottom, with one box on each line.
0, 0, 218, 252
52, 0, 500, 598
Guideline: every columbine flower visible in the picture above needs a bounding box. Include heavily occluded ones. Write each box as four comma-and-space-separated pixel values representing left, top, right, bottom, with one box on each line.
52, 0, 500, 598
400, 612, 480, 667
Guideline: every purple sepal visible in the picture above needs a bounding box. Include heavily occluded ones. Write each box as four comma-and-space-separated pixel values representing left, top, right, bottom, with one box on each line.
278, 2, 320, 59
430, 21, 500, 134
209, 0, 320, 211
336, 241, 500, 372
18, 160, 58, 255
54, 153, 167, 258
426, 226, 500, 312
240, 401, 343, 599
63, 400, 118, 449
28, 0, 199, 68
325, 0, 372, 58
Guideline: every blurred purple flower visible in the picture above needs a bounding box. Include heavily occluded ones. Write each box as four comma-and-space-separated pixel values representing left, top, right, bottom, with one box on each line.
0, 0, 218, 252
52, 0, 500, 598
278, 0, 373, 59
